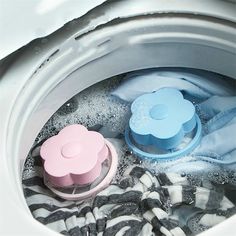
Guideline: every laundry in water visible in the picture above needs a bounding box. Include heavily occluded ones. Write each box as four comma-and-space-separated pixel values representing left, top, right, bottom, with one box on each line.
23, 158, 236, 236
112, 71, 236, 166
22, 70, 236, 236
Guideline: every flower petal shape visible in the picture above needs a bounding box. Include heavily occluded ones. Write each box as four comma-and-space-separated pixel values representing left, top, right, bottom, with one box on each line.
40, 124, 109, 187
129, 88, 197, 150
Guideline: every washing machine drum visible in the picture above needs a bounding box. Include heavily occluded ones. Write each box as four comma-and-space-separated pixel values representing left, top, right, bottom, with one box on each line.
0, 1, 236, 236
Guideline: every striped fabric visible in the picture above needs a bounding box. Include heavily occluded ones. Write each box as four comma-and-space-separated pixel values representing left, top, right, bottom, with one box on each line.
23, 152, 235, 236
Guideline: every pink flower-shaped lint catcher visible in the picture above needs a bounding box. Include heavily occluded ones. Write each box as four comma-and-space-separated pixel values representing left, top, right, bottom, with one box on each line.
40, 124, 112, 188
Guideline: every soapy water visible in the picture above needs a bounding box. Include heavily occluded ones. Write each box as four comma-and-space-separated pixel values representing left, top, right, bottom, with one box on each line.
22, 72, 236, 235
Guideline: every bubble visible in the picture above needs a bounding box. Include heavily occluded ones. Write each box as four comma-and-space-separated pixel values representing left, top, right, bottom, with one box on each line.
181, 172, 186, 177
125, 150, 132, 155
57, 98, 78, 116
229, 172, 234, 179
214, 172, 219, 177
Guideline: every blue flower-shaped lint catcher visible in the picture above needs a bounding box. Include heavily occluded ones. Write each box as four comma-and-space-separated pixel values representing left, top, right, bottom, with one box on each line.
125, 88, 202, 160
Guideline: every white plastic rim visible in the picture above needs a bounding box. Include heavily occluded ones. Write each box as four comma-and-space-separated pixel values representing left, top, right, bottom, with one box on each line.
0, 0, 107, 60
0, 1, 236, 235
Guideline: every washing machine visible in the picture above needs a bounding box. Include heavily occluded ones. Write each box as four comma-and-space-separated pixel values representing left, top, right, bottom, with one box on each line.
0, 0, 236, 235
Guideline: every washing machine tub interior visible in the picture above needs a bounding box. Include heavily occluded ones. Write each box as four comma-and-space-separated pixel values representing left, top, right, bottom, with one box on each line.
0, 2, 236, 235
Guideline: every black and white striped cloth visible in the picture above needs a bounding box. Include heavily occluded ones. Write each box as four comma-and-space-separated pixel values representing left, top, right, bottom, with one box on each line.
23, 146, 235, 236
